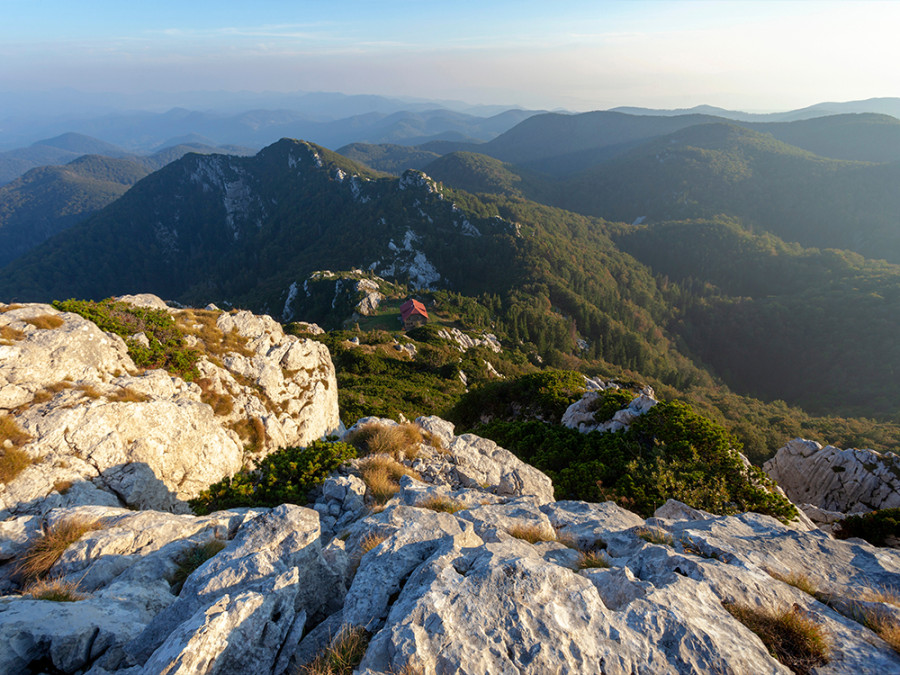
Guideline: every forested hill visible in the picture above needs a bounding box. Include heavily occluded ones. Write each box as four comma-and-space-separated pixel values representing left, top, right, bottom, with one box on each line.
2, 136, 900, 425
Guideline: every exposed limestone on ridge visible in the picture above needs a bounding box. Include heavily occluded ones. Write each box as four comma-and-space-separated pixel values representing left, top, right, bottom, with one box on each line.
0, 297, 340, 517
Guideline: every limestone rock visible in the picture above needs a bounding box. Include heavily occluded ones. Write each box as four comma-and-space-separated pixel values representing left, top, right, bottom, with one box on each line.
436, 326, 501, 353
764, 438, 900, 512
562, 389, 658, 434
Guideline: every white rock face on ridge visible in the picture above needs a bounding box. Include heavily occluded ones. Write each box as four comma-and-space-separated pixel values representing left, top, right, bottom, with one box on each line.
764, 438, 900, 513
3, 411, 900, 674
562, 386, 658, 434
0, 297, 339, 516
354, 278, 383, 316
436, 326, 502, 353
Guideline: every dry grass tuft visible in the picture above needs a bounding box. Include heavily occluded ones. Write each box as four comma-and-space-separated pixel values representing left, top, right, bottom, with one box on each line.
415, 495, 465, 513
17, 516, 104, 581
0, 325, 26, 342
724, 602, 829, 674
359, 531, 388, 554
230, 416, 268, 453
1, 414, 33, 484
75, 383, 102, 399
0, 303, 24, 313
197, 378, 235, 416
869, 617, 900, 653
175, 309, 254, 359
577, 550, 611, 569
52, 480, 73, 495
297, 624, 370, 675
23, 314, 64, 330
170, 539, 227, 595
358, 455, 419, 505
22, 577, 87, 602
106, 387, 150, 403
635, 527, 674, 546
507, 523, 556, 544
347, 422, 423, 461
861, 586, 900, 608
768, 569, 819, 597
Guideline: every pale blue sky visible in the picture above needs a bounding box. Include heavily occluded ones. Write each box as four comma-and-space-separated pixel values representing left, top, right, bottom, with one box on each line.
1, 0, 897, 111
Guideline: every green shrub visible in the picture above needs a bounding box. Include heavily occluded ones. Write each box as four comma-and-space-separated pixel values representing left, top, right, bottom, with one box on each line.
53, 299, 200, 380
587, 388, 636, 422
189, 440, 357, 514
477, 400, 798, 521
835, 508, 900, 546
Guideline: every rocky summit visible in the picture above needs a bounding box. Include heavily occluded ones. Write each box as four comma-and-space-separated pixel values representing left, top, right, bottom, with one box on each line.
2, 298, 900, 673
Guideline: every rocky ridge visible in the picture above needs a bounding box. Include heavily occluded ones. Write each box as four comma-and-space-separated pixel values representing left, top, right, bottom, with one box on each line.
0, 296, 340, 519
2, 410, 900, 673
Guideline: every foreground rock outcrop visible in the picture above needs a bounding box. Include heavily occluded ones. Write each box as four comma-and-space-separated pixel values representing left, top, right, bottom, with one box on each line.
765, 438, 900, 517
2, 415, 900, 674
0, 297, 340, 517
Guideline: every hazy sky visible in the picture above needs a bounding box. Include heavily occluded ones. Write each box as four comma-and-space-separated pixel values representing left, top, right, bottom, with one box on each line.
1, 0, 897, 111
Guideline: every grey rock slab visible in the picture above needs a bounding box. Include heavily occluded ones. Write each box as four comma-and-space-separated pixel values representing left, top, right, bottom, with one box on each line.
448, 433, 554, 503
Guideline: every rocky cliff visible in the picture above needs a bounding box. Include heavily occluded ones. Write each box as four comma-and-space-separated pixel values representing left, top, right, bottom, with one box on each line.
0, 296, 340, 517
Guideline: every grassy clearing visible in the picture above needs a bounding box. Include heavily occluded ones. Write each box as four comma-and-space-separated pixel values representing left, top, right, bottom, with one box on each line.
358, 455, 419, 505
415, 495, 465, 513
724, 602, 829, 674
23, 314, 64, 330
296, 624, 370, 675
347, 422, 423, 461
507, 523, 555, 544
17, 516, 104, 581
22, 577, 87, 602
170, 540, 227, 595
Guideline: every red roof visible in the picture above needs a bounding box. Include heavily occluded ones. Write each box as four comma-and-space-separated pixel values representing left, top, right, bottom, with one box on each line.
400, 299, 428, 322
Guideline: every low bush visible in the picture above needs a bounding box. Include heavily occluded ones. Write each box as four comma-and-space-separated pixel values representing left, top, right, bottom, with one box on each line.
723, 602, 829, 674
190, 441, 357, 514
53, 299, 200, 380
170, 540, 227, 594
17, 516, 104, 581
835, 508, 900, 546
586, 388, 636, 422
476, 400, 798, 521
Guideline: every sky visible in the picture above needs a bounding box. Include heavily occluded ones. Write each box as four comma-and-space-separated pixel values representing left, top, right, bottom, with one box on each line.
1, 0, 898, 112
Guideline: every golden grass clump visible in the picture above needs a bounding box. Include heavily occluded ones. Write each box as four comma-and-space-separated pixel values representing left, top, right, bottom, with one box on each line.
297, 624, 370, 675
415, 495, 465, 514
0, 303, 24, 313
358, 455, 419, 505
22, 577, 87, 602
75, 383, 102, 399
507, 523, 556, 544
635, 527, 674, 546
197, 378, 235, 416
0, 325, 26, 342
1, 414, 33, 484
230, 416, 268, 453
23, 314, 64, 330
175, 309, 254, 359
17, 516, 104, 581
577, 550, 611, 569
724, 602, 829, 674
359, 531, 388, 554
768, 569, 819, 597
861, 586, 900, 608
347, 422, 423, 461
106, 387, 151, 403
869, 617, 900, 654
